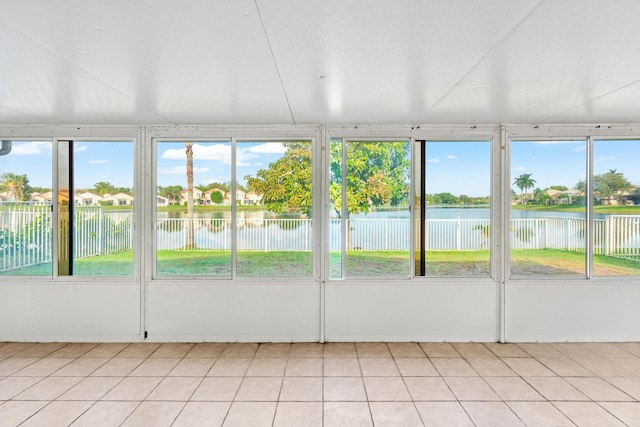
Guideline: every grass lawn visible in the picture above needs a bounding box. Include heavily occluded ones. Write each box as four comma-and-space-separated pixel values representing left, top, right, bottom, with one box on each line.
1, 249, 637, 277
156, 250, 312, 277
511, 248, 640, 276
512, 204, 640, 215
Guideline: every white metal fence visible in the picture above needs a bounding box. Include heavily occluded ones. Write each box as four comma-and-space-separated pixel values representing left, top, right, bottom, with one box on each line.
0, 204, 132, 272
1, 203, 639, 272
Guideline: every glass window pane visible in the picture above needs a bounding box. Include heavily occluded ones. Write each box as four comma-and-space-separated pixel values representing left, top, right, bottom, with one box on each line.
0, 140, 53, 276
593, 140, 640, 276
510, 140, 586, 277
238, 141, 313, 277
422, 141, 491, 277
72, 141, 134, 276
329, 138, 343, 278
330, 140, 411, 278
155, 141, 232, 277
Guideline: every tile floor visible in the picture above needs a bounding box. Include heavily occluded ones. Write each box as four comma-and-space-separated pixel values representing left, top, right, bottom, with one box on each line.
1, 342, 640, 426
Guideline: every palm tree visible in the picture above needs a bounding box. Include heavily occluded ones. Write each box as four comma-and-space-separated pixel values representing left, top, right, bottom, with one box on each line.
513, 173, 537, 205
185, 142, 196, 249
0, 173, 30, 201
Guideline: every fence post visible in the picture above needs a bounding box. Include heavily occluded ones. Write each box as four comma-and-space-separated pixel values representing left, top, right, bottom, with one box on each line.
606, 216, 612, 256
264, 221, 268, 252
98, 207, 104, 255
385, 220, 389, 250
456, 215, 461, 251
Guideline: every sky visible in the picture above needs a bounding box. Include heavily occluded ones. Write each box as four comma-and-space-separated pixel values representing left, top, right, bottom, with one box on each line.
157, 141, 289, 188
0, 140, 134, 190
511, 140, 640, 193
424, 141, 491, 197
2, 139, 639, 197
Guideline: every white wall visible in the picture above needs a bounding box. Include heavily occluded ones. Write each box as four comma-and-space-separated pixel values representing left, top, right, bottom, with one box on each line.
0, 282, 141, 341
146, 283, 320, 342
325, 282, 499, 342
506, 282, 640, 342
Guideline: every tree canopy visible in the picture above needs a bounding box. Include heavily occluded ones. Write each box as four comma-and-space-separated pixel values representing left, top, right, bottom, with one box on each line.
0, 173, 31, 201
157, 185, 183, 204
576, 169, 633, 204
246, 141, 312, 215
245, 141, 410, 217
513, 173, 537, 204
330, 141, 410, 216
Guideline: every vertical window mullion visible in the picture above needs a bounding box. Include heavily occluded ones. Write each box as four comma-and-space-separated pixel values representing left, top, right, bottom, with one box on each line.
586, 136, 594, 279
231, 137, 237, 280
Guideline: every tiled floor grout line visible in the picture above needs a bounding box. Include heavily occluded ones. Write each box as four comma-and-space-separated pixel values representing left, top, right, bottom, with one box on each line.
1, 342, 640, 425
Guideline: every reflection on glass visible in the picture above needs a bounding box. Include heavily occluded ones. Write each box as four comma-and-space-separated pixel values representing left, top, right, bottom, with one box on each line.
510, 140, 586, 277
237, 141, 313, 277
592, 140, 640, 276
156, 141, 232, 277
330, 140, 411, 278
421, 141, 491, 277
0, 140, 53, 276
73, 141, 134, 276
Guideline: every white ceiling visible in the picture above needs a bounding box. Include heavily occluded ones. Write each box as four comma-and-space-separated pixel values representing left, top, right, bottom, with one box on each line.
1, 0, 639, 126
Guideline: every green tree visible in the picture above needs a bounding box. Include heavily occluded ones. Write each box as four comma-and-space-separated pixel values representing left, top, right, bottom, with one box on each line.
533, 188, 550, 205
158, 185, 183, 205
594, 169, 633, 204
576, 170, 633, 205
199, 182, 230, 193
246, 141, 312, 215
93, 181, 115, 196
330, 141, 409, 216
0, 173, 31, 201
513, 173, 536, 205
209, 190, 224, 204
435, 192, 459, 204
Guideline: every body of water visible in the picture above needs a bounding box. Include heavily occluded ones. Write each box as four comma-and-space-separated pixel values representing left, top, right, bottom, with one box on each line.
159, 207, 604, 221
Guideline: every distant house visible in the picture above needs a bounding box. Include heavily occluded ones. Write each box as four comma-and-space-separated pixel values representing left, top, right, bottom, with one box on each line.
76, 191, 102, 206
0, 191, 13, 202
156, 195, 170, 206
224, 189, 246, 205
245, 191, 262, 206
103, 192, 134, 206
628, 186, 640, 205
545, 189, 562, 199
180, 188, 203, 205
555, 189, 582, 205
40, 191, 54, 205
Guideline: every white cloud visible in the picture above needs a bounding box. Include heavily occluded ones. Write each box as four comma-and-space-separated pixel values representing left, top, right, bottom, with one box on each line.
74, 144, 88, 152
595, 155, 616, 162
161, 143, 232, 163
446, 155, 457, 159
88, 159, 109, 164
428, 158, 440, 163
161, 142, 286, 168
515, 166, 526, 171
573, 145, 586, 152
9, 141, 52, 155
161, 166, 211, 175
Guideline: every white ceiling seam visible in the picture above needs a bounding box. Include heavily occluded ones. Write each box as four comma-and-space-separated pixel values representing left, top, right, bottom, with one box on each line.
0, 17, 173, 124
426, 0, 544, 113
254, 0, 297, 125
